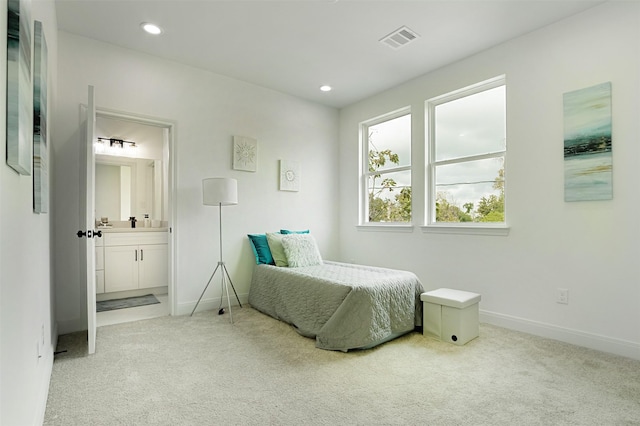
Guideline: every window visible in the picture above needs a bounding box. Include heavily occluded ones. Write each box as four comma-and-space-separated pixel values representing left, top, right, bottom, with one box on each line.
426, 77, 506, 230
361, 109, 411, 225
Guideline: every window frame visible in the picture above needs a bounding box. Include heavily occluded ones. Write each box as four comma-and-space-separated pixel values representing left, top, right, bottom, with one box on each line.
423, 76, 509, 236
359, 107, 413, 229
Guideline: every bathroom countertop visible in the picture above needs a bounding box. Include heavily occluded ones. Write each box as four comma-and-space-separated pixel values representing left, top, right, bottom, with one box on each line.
97, 227, 168, 233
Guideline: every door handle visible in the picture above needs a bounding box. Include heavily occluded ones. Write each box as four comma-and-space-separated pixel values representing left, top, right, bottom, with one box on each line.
135, 250, 138, 261
141, 249, 144, 261
77, 230, 103, 238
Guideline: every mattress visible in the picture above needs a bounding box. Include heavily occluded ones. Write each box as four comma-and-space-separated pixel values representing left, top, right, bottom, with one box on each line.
248, 261, 424, 351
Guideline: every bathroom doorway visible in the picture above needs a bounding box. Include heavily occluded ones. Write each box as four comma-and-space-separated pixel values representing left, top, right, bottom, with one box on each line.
93, 110, 176, 327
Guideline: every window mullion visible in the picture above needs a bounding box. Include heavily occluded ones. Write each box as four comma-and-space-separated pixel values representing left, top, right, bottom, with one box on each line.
365, 164, 411, 178
432, 150, 505, 167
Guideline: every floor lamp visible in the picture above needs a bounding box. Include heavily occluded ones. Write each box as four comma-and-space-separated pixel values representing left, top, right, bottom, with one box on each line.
191, 177, 242, 322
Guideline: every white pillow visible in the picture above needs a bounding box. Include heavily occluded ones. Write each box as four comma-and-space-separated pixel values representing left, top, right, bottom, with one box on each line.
281, 234, 323, 267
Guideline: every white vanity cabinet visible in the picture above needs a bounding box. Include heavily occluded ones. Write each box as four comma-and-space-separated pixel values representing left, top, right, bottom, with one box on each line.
103, 231, 168, 293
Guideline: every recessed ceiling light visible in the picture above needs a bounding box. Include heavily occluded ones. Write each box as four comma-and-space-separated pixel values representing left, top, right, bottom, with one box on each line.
141, 22, 162, 35
320, 85, 332, 92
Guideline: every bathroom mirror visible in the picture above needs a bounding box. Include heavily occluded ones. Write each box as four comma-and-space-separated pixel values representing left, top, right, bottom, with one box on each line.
95, 154, 166, 223
95, 114, 168, 225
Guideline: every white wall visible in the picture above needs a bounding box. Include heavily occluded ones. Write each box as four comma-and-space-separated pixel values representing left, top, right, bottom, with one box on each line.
338, 2, 640, 360
53, 32, 340, 332
0, 0, 58, 424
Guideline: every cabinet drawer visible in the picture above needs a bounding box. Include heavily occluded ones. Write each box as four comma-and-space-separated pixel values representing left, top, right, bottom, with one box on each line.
104, 231, 167, 246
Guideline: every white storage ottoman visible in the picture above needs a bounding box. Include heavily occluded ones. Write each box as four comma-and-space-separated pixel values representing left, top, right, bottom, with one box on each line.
420, 288, 481, 345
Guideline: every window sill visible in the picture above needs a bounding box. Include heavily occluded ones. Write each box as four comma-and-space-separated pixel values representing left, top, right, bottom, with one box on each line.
357, 224, 414, 233
420, 224, 510, 236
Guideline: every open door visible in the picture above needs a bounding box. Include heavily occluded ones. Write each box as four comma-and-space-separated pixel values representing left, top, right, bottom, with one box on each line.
81, 85, 97, 354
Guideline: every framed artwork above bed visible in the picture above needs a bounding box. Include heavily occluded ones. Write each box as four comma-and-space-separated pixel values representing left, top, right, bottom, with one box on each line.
279, 159, 300, 192
232, 135, 257, 172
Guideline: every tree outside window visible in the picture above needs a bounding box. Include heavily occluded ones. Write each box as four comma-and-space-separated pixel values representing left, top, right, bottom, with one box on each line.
427, 78, 506, 225
363, 111, 411, 223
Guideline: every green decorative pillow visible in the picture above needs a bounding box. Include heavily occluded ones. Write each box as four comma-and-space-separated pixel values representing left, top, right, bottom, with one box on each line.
247, 234, 274, 265
280, 229, 310, 234
281, 234, 323, 268
266, 232, 288, 267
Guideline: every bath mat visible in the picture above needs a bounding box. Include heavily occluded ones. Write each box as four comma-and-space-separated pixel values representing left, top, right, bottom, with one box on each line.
97, 294, 160, 312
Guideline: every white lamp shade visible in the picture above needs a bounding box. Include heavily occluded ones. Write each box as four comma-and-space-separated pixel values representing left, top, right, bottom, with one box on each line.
203, 178, 238, 206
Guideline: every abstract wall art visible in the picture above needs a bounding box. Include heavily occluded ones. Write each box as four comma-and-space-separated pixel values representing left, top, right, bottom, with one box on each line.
6, 0, 33, 175
33, 20, 48, 213
563, 82, 612, 202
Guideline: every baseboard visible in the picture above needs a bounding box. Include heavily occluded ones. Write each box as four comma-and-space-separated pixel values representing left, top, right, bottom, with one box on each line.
480, 310, 640, 361
35, 342, 54, 425
177, 293, 250, 316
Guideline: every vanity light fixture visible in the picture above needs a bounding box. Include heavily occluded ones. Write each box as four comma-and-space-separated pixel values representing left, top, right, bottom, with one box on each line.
97, 137, 136, 148
141, 22, 163, 35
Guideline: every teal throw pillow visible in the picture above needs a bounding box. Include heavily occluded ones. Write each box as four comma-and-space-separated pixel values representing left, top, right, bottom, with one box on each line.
280, 229, 310, 234
247, 234, 275, 265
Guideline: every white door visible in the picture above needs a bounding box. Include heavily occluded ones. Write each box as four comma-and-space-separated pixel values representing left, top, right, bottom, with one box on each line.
85, 85, 97, 354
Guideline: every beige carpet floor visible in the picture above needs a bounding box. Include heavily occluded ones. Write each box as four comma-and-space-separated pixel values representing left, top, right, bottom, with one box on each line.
44, 307, 640, 425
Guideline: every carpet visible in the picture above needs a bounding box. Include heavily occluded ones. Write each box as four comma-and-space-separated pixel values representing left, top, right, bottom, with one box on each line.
96, 294, 160, 312
46, 307, 640, 425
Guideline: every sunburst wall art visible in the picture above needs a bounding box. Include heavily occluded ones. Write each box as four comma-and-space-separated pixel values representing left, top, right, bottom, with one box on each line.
232, 135, 257, 172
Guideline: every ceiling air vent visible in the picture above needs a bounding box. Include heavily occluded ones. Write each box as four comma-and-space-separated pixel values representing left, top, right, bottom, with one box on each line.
380, 26, 419, 49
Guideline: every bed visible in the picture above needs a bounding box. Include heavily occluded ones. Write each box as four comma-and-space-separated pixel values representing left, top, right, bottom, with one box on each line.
248, 259, 424, 351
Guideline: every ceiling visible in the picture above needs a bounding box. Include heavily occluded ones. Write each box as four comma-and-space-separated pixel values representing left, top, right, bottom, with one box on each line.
55, 0, 604, 109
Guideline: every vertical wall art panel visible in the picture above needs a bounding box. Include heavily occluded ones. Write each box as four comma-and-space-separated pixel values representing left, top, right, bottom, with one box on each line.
279, 160, 300, 192
563, 82, 612, 202
6, 0, 33, 175
33, 20, 48, 213
232, 135, 257, 172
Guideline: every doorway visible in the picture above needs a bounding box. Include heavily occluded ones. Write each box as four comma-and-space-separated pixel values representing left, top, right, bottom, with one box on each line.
93, 110, 176, 327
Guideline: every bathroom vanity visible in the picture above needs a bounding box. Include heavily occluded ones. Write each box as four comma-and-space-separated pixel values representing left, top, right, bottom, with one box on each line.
96, 228, 168, 294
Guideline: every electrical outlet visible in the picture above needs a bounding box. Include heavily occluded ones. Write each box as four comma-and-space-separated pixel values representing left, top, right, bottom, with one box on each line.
557, 288, 569, 305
